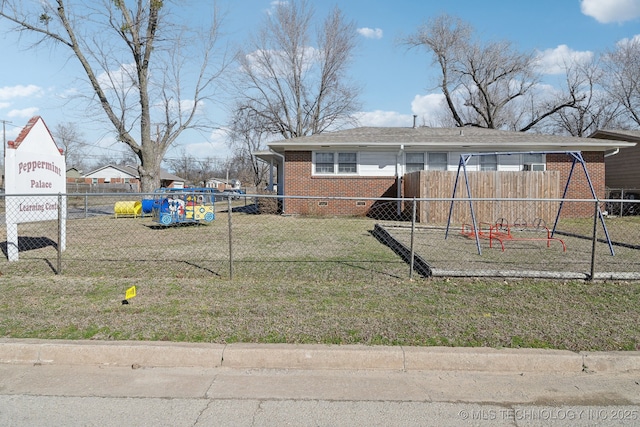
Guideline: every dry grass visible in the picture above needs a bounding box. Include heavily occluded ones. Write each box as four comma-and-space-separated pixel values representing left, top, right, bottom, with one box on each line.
0, 209, 639, 351
0, 275, 639, 351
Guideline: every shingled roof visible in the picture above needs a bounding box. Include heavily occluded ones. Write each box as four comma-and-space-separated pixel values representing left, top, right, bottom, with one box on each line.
266, 126, 635, 152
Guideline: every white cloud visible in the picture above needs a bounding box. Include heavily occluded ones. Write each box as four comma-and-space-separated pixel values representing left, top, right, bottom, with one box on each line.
616, 33, 640, 47
0, 102, 10, 109
357, 27, 383, 39
355, 94, 446, 128
355, 110, 414, 127
411, 93, 446, 122
535, 45, 594, 75
7, 107, 39, 118
581, 0, 640, 23
0, 84, 42, 101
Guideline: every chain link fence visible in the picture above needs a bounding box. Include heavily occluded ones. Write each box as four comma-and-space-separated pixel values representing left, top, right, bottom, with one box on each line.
0, 192, 638, 281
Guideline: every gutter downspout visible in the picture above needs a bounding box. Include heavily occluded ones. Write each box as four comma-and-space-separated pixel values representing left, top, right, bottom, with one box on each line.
397, 144, 404, 218
604, 148, 619, 158
271, 150, 285, 214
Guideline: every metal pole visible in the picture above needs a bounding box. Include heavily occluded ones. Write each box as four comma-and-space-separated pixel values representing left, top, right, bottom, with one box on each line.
409, 198, 416, 279
589, 200, 598, 281
84, 194, 88, 219
1, 120, 11, 191
227, 196, 233, 280
57, 192, 63, 275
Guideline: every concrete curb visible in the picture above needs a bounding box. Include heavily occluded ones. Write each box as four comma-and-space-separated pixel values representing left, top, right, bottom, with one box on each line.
1, 339, 639, 373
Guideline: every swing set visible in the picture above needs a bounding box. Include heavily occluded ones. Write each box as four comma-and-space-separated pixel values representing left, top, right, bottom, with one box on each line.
444, 151, 614, 256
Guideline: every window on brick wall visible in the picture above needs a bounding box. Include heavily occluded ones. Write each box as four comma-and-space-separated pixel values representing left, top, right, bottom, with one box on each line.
338, 152, 357, 173
314, 152, 357, 174
315, 153, 335, 173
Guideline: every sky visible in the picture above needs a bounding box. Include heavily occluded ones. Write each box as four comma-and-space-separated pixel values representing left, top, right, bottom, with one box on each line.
1, 0, 639, 169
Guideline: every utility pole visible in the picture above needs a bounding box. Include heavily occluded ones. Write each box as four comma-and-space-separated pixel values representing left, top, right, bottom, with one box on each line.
1, 120, 11, 191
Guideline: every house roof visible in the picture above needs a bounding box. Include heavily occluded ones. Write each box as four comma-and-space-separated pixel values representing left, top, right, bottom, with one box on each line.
84, 164, 138, 178
589, 129, 640, 143
265, 126, 636, 152
84, 164, 185, 182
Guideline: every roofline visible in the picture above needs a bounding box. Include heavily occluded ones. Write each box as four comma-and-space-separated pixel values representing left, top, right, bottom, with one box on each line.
266, 140, 635, 152
588, 129, 640, 143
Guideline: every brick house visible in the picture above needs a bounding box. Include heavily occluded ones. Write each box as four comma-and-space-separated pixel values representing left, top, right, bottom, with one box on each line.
78, 164, 185, 192
255, 127, 635, 219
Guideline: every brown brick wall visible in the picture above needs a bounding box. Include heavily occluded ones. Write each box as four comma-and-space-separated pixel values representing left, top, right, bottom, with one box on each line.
284, 151, 398, 216
546, 152, 604, 217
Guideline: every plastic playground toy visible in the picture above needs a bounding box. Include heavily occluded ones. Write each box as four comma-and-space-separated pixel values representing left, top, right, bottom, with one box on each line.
151, 187, 216, 226
461, 218, 566, 252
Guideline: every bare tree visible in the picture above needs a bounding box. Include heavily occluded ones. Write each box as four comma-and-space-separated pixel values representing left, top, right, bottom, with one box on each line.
548, 58, 623, 136
227, 105, 270, 187
404, 14, 581, 131
233, 0, 360, 140
166, 150, 219, 187
52, 122, 88, 170
0, 0, 228, 191
602, 36, 640, 128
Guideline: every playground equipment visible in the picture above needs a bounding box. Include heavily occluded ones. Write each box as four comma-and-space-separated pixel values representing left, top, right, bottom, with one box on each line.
152, 188, 216, 226
445, 151, 614, 256
114, 201, 142, 218
461, 218, 566, 252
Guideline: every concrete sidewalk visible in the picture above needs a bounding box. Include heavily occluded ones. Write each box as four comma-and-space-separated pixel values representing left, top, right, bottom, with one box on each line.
1, 338, 639, 373
2, 339, 640, 426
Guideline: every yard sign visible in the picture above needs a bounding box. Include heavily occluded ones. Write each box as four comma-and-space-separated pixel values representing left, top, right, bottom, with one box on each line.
4, 116, 67, 261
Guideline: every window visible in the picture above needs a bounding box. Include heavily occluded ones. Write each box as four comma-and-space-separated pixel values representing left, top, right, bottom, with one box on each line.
314, 152, 357, 174
315, 153, 334, 173
522, 153, 546, 171
406, 152, 425, 172
480, 154, 497, 171
523, 153, 545, 164
338, 152, 357, 173
92, 178, 98, 184
427, 152, 448, 171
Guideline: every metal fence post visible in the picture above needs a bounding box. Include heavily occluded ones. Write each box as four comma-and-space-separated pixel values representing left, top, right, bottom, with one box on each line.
589, 200, 598, 281
409, 197, 416, 279
84, 194, 88, 219
57, 192, 63, 275
228, 196, 233, 280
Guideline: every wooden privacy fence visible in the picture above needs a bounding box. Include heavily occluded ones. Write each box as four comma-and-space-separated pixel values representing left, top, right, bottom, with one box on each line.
404, 170, 561, 225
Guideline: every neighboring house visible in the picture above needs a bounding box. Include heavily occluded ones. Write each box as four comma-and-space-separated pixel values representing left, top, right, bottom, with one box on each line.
255, 126, 635, 219
66, 167, 83, 179
589, 129, 640, 191
82, 164, 140, 191
205, 178, 241, 190
81, 165, 185, 191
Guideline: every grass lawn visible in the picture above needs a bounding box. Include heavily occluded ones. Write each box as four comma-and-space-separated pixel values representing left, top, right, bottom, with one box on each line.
0, 209, 639, 351
0, 275, 638, 352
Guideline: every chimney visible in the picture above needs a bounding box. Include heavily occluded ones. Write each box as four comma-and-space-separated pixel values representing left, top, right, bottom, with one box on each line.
412, 115, 417, 128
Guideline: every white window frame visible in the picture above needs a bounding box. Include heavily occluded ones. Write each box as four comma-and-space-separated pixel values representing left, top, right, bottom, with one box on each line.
480, 154, 498, 171
405, 152, 425, 173
313, 151, 358, 175
427, 152, 448, 171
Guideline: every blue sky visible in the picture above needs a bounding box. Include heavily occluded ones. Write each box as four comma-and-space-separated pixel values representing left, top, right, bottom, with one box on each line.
1, 0, 639, 166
